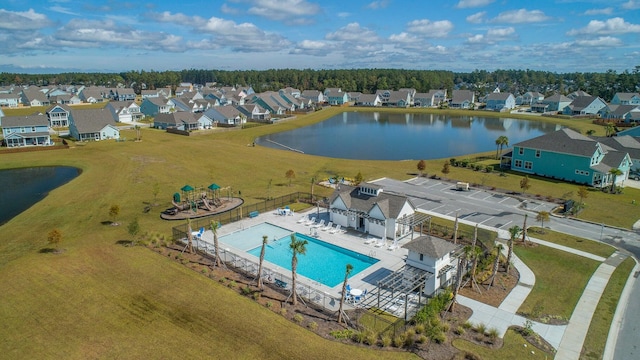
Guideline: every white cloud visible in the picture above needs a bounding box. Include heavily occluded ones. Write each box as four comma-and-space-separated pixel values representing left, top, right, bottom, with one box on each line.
0, 8, 54, 30
575, 36, 622, 47
622, 0, 640, 10
466, 27, 516, 44
337, 12, 350, 18
220, 4, 241, 15
466, 11, 486, 24
147, 11, 207, 27
567, 17, 640, 35
246, 0, 322, 21
455, 0, 494, 9
491, 9, 550, 24
367, 0, 390, 9
583, 8, 613, 16
325, 23, 379, 42
406, 19, 454, 37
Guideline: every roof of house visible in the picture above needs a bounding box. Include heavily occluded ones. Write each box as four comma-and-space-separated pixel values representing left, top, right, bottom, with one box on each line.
568, 90, 591, 99
214, 105, 241, 118
514, 128, 602, 157
402, 235, 460, 259
71, 109, 117, 133
543, 93, 572, 103
566, 96, 604, 111
604, 104, 639, 116
592, 135, 640, 159
451, 90, 474, 103
154, 112, 198, 125
2, 114, 49, 127
329, 184, 413, 219
613, 92, 640, 101
357, 94, 379, 103
486, 92, 513, 101
144, 97, 171, 107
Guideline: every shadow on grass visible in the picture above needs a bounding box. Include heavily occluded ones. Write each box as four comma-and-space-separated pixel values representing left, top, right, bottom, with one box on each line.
39, 248, 64, 254
116, 240, 133, 246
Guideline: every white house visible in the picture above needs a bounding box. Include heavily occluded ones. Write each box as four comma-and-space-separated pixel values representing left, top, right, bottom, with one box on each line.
402, 235, 461, 296
328, 183, 415, 241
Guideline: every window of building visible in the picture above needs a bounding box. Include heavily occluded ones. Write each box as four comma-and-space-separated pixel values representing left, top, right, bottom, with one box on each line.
419, 254, 424, 261
535, 150, 541, 158
514, 159, 523, 168
518, 147, 524, 155
31, 127, 36, 132
524, 161, 532, 170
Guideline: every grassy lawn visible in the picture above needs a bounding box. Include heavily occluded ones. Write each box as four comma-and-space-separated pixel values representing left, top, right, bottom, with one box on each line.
515, 244, 600, 320
582, 257, 636, 360
0, 106, 634, 358
452, 329, 553, 359
527, 227, 616, 258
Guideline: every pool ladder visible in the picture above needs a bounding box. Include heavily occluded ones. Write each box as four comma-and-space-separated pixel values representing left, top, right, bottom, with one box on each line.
368, 250, 376, 257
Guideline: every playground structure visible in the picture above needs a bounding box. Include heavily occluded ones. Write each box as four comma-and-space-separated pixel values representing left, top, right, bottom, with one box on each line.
161, 183, 243, 220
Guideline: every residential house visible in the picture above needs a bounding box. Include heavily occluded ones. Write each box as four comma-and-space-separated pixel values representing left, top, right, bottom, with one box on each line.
0, 92, 21, 108
170, 97, 209, 113
413, 92, 436, 107
140, 97, 173, 116
593, 136, 640, 173
112, 88, 136, 102
202, 105, 245, 126
611, 92, 640, 105
1, 114, 52, 147
518, 91, 544, 106
598, 104, 640, 122
20, 86, 50, 107
79, 86, 108, 103
106, 101, 144, 123
237, 104, 271, 122
562, 96, 607, 116
300, 90, 324, 105
402, 235, 461, 296
531, 93, 572, 113
485, 92, 515, 111
508, 128, 632, 188
141, 89, 161, 99
50, 94, 81, 105
328, 182, 416, 241
0, 107, 4, 126
449, 90, 475, 109
354, 94, 382, 107
46, 104, 72, 127
567, 90, 591, 100
386, 90, 412, 107
153, 112, 199, 131
325, 88, 349, 105
280, 87, 301, 98
250, 93, 288, 115
69, 109, 120, 141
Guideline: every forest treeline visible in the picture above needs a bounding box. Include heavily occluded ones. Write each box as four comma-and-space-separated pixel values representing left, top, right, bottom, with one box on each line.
1, 67, 639, 101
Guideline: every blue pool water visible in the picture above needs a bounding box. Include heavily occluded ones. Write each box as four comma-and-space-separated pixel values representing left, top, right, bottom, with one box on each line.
219, 222, 293, 251
247, 232, 378, 288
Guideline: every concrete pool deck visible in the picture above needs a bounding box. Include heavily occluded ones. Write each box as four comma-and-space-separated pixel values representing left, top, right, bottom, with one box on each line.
195, 207, 412, 309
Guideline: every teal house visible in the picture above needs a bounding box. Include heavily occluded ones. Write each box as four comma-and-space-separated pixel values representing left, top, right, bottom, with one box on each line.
507, 129, 632, 188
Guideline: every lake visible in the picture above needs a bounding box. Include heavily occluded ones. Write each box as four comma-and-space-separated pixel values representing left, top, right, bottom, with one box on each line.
256, 112, 562, 160
0, 166, 81, 226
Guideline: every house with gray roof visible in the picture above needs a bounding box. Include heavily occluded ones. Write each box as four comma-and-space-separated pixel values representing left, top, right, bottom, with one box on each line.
354, 93, 382, 107
485, 92, 515, 111
403, 235, 461, 295
507, 128, 632, 188
531, 93, 572, 113
153, 112, 199, 131
611, 92, 640, 106
79, 86, 108, 103
20, 86, 50, 107
0, 92, 21, 108
562, 96, 607, 116
46, 104, 72, 127
450, 90, 475, 109
140, 97, 173, 116
106, 101, 143, 123
201, 105, 245, 126
2, 114, 52, 147
300, 90, 324, 105
69, 109, 120, 141
328, 183, 416, 241
598, 104, 640, 122
237, 104, 270, 122
593, 135, 640, 173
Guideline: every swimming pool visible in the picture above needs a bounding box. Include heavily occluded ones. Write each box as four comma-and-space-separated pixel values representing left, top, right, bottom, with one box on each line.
220, 222, 378, 288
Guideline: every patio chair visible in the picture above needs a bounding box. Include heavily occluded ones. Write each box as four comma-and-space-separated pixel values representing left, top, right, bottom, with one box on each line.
329, 224, 342, 234
305, 216, 316, 226
322, 221, 333, 231
387, 242, 399, 251
297, 215, 307, 223
364, 236, 376, 245
362, 289, 368, 300
374, 238, 386, 248
312, 219, 325, 228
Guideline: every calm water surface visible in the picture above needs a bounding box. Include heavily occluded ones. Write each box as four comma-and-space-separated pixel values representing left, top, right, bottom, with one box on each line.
256, 112, 561, 160
0, 166, 81, 226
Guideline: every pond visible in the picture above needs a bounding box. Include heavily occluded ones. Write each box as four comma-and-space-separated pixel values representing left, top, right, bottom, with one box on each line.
256, 112, 561, 160
0, 166, 81, 226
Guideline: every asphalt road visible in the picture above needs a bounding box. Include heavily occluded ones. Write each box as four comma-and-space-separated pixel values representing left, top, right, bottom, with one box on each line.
371, 177, 640, 359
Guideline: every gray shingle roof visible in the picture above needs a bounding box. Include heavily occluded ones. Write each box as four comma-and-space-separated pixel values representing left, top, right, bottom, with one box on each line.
71, 109, 117, 133
514, 128, 599, 157
402, 235, 460, 259
329, 184, 412, 219
2, 114, 49, 127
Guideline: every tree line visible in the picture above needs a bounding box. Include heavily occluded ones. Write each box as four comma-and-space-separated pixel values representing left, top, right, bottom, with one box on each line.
1, 66, 638, 100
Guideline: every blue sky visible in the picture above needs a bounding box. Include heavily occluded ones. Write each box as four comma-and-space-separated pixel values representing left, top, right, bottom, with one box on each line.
1, 0, 639, 74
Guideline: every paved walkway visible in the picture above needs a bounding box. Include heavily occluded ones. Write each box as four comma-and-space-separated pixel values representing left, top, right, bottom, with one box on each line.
457, 224, 626, 358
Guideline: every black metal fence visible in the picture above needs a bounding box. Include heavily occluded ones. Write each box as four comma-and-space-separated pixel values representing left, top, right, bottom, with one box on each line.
172, 192, 322, 240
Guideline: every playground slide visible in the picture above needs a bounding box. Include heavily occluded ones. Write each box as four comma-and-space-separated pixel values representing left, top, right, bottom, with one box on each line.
172, 199, 190, 211
202, 199, 215, 211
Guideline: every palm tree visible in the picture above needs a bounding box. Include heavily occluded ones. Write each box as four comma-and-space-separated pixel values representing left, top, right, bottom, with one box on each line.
609, 168, 623, 193
289, 234, 308, 306
495, 135, 509, 159
536, 211, 550, 232
488, 243, 504, 288
506, 225, 521, 273
337, 263, 353, 325
210, 220, 221, 267
470, 246, 483, 288
605, 122, 615, 137
257, 235, 268, 290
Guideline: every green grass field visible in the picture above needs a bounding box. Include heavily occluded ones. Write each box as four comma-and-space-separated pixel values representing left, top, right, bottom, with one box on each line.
0, 106, 635, 358
527, 227, 616, 258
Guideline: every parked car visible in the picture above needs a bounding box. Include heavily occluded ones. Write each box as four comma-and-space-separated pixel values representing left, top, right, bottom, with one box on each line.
630, 171, 640, 181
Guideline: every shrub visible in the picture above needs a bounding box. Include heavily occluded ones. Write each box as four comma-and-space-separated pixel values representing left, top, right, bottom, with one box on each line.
380, 334, 392, 347
433, 331, 447, 344
485, 165, 494, 173
308, 321, 318, 331
365, 331, 378, 346
330, 329, 355, 340
441, 322, 450, 333
454, 326, 465, 335
241, 286, 252, 295
414, 323, 425, 334
228, 280, 237, 289
404, 332, 415, 347
417, 335, 428, 344
393, 334, 406, 348
449, 158, 457, 166
293, 314, 304, 323
252, 292, 261, 301
474, 323, 487, 335
462, 321, 473, 329
487, 327, 499, 340
279, 308, 287, 316
265, 301, 273, 309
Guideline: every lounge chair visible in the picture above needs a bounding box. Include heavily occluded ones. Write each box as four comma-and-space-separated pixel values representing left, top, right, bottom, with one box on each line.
374, 238, 386, 248
322, 221, 333, 231
329, 224, 342, 234
305, 216, 316, 226
387, 242, 399, 251
297, 215, 307, 224
312, 219, 325, 228
364, 236, 376, 245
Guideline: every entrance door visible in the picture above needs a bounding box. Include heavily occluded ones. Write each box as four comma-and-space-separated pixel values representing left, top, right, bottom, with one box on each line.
359, 216, 365, 230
